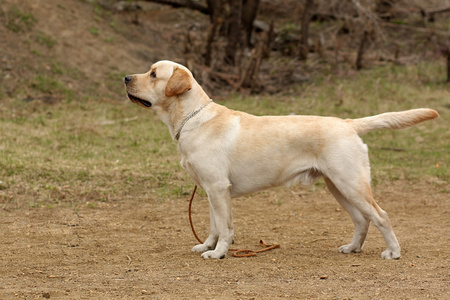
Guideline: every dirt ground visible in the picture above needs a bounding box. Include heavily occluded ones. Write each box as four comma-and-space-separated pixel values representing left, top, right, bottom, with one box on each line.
1, 181, 449, 299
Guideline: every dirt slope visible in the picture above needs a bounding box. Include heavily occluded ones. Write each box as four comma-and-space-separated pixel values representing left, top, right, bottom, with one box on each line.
0, 0, 198, 100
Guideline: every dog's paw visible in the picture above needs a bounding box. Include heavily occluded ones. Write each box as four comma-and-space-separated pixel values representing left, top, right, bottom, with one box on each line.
191, 244, 212, 253
201, 250, 226, 259
381, 248, 401, 260
338, 243, 361, 254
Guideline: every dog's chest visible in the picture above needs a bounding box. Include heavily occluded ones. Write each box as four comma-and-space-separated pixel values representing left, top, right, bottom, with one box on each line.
179, 156, 202, 186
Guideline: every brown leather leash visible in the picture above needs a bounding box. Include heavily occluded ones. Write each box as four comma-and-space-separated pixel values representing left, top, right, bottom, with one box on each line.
188, 185, 280, 257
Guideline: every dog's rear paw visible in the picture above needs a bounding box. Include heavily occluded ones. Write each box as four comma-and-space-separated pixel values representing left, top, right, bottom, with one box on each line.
201, 250, 226, 259
338, 243, 361, 254
381, 248, 401, 260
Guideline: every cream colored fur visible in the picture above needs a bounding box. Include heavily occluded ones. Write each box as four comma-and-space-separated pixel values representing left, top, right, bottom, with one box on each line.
125, 60, 439, 259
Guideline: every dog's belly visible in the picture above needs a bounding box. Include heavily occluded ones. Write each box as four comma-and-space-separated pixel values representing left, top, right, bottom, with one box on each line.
228, 155, 322, 198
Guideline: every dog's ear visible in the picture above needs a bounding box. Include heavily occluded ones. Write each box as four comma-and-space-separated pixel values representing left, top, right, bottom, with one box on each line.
165, 67, 192, 97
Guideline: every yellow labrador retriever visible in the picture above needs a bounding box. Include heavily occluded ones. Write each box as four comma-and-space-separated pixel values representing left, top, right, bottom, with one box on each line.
124, 60, 438, 259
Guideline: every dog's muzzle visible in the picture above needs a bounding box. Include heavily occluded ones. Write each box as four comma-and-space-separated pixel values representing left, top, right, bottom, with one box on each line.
124, 76, 152, 108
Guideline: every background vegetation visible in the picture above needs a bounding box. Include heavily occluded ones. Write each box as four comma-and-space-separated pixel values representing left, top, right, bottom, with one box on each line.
0, 0, 448, 209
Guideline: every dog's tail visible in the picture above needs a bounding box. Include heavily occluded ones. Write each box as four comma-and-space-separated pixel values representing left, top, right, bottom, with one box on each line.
350, 108, 439, 135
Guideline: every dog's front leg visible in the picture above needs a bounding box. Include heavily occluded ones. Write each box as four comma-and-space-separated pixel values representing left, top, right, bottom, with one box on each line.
193, 183, 234, 259
191, 204, 219, 252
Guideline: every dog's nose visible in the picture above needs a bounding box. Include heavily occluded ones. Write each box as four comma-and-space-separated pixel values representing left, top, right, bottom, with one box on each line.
124, 75, 133, 85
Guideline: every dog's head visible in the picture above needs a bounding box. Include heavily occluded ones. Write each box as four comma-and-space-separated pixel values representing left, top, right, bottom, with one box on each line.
124, 60, 193, 110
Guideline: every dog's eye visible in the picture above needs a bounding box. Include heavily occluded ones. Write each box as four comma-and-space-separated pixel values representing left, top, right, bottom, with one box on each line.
150, 71, 156, 78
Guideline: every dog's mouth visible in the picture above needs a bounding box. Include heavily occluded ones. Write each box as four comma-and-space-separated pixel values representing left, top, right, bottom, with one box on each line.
127, 93, 152, 108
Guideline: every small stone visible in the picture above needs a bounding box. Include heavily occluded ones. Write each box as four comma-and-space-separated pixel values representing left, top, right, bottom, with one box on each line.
320, 275, 328, 279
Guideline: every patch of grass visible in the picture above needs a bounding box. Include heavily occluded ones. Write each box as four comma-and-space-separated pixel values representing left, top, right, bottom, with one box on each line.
104, 36, 116, 43
30, 75, 74, 100
31, 75, 62, 93
93, 3, 104, 17
50, 61, 82, 79
89, 27, 99, 36
6, 7, 36, 33
31, 49, 42, 56
36, 31, 58, 48
109, 20, 120, 33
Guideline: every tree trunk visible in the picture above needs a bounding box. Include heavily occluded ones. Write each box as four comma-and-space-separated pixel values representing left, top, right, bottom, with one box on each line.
356, 30, 369, 70
241, 0, 260, 47
447, 51, 450, 83
299, 0, 314, 61
206, 0, 221, 22
224, 0, 242, 65
203, 0, 224, 66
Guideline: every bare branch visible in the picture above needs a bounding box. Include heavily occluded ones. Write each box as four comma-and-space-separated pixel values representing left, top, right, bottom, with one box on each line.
350, 0, 385, 41
427, 5, 450, 15
142, 0, 210, 15
381, 22, 450, 37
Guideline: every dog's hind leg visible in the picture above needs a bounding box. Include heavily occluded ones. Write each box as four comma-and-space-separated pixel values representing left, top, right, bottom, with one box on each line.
326, 176, 401, 259
324, 177, 370, 254
370, 199, 401, 259
323, 136, 401, 259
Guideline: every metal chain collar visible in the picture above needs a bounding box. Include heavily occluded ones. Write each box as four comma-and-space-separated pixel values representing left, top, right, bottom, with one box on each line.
175, 99, 213, 141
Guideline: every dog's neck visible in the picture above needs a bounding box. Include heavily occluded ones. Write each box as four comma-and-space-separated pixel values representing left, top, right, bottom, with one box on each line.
156, 85, 212, 141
